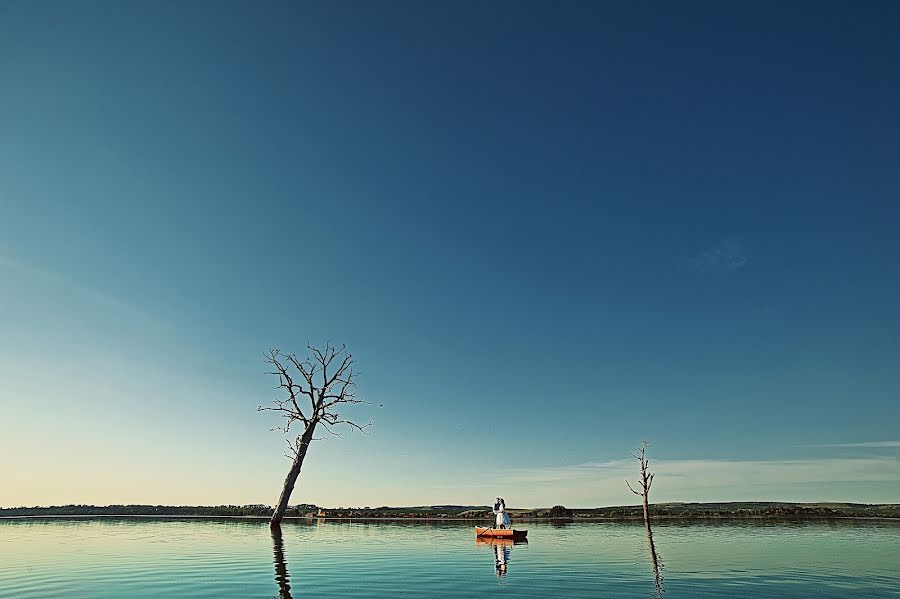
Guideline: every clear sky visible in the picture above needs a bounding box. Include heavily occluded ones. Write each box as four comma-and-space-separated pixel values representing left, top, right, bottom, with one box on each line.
1, 1, 899, 508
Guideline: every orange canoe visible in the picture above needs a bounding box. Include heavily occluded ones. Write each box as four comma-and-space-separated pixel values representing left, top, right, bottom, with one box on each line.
475, 527, 527, 540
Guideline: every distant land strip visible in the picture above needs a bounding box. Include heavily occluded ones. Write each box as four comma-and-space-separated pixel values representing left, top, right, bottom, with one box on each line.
2, 502, 898, 520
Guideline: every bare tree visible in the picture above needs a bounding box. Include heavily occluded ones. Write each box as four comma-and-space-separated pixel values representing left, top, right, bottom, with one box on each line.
625, 441, 655, 530
626, 441, 663, 596
258, 342, 370, 528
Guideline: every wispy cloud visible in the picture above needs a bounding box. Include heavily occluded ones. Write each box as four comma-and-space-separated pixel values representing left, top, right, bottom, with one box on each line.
813, 441, 900, 448
482, 455, 900, 505
0, 253, 160, 327
500, 456, 900, 486
685, 238, 748, 273
0, 254, 65, 285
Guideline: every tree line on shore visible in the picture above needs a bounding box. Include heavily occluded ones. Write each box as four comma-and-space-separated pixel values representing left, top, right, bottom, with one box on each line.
3, 502, 897, 519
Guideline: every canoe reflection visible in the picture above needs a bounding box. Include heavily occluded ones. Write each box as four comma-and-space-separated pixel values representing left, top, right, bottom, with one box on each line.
475, 537, 528, 578
270, 525, 294, 599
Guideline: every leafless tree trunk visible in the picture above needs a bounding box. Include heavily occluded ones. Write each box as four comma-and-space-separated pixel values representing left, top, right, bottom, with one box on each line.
259, 342, 370, 528
625, 440, 655, 532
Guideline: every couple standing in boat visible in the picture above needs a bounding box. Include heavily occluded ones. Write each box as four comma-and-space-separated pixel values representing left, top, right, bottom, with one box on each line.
493, 497, 511, 529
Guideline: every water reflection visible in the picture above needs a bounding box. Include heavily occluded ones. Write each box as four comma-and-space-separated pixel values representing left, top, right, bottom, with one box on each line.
3, 520, 900, 597
645, 525, 664, 598
271, 526, 294, 599
476, 537, 527, 578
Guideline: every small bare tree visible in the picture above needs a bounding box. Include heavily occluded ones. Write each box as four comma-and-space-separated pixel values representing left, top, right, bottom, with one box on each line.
625, 441, 655, 530
259, 342, 370, 528
626, 441, 663, 596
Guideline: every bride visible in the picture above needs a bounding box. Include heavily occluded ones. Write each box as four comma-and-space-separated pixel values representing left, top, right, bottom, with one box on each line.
493, 497, 511, 529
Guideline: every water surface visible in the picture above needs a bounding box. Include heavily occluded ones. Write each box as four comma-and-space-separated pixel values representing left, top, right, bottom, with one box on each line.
1, 519, 898, 597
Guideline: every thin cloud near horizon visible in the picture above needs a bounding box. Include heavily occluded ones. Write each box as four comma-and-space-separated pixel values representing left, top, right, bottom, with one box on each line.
484, 455, 900, 505
811, 441, 900, 448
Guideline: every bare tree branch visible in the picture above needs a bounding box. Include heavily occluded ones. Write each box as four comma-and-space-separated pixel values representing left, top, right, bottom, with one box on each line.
318, 420, 343, 438
264, 350, 310, 426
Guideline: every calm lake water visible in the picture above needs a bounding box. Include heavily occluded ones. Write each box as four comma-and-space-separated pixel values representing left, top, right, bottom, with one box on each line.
1, 518, 898, 597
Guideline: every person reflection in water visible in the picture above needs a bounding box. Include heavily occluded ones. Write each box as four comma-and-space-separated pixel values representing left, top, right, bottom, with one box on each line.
494, 543, 510, 577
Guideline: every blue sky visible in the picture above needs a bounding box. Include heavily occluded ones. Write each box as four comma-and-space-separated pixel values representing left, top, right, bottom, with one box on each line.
1, 1, 898, 507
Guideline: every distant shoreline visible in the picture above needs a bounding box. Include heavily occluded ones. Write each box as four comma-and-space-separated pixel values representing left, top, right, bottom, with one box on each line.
3, 515, 899, 523
3, 502, 898, 521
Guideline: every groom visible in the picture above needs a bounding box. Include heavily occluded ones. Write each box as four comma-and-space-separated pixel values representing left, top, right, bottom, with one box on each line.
492, 497, 506, 529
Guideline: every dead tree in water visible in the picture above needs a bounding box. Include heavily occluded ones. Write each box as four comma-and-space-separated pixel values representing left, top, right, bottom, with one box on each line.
258, 342, 370, 528
625, 441, 655, 531
626, 441, 663, 596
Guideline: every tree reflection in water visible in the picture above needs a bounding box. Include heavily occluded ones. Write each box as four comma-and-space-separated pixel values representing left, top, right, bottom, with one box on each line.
646, 525, 664, 598
270, 525, 294, 599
